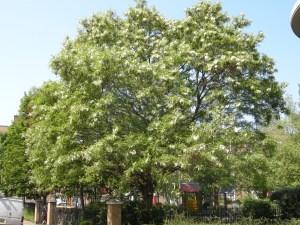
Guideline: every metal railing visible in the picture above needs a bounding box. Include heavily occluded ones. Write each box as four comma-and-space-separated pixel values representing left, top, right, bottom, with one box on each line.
55, 207, 83, 225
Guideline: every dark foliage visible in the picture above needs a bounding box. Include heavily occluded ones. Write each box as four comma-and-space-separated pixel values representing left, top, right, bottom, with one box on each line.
271, 187, 300, 219
80, 202, 107, 225
242, 198, 274, 219
80, 201, 176, 225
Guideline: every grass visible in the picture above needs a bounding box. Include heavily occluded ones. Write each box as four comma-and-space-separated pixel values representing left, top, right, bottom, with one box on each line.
23, 207, 35, 222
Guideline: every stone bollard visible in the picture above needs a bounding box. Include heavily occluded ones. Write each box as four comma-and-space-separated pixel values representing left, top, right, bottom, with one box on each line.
106, 200, 123, 225
34, 200, 43, 224
47, 195, 56, 225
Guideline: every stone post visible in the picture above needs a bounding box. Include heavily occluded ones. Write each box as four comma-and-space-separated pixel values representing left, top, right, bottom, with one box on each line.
47, 194, 56, 225
107, 200, 123, 225
34, 200, 43, 224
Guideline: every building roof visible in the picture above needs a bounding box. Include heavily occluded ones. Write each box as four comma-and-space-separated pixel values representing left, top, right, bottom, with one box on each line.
0, 125, 8, 134
291, 0, 300, 37
180, 182, 200, 193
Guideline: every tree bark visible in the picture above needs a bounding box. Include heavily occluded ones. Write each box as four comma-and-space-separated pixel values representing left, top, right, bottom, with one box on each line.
139, 171, 155, 210
213, 187, 219, 208
80, 186, 85, 210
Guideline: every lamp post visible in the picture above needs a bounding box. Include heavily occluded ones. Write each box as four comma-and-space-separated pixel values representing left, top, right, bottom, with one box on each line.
291, 0, 300, 37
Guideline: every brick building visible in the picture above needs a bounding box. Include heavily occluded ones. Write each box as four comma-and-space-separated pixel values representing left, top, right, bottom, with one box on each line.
0, 125, 8, 134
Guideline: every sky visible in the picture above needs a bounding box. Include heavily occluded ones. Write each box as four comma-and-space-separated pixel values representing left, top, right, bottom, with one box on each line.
0, 0, 299, 126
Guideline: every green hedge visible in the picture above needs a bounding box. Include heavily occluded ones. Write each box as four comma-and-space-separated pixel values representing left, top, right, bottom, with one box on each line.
271, 187, 300, 219
241, 198, 275, 219
79, 201, 176, 225
165, 216, 300, 225
80, 202, 107, 225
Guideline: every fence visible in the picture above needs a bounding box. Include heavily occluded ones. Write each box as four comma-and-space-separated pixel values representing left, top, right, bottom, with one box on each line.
189, 207, 242, 223
189, 206, 282, 223
55, 207, 83, 225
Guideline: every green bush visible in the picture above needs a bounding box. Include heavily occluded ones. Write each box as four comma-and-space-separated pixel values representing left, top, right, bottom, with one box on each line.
271, 187, 300, 219
80, 202, 107, 225
242, 198, 274, 219
165, 215, 300, 225
122, 201, 175, 225
80, 201, 176, 225
164, 215, 197, 225
79, 220, 93, 225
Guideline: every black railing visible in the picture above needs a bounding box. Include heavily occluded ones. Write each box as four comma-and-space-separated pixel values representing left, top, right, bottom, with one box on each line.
55, 207, 83, 225
188, 206, 282, 223
190, 208, 242, 223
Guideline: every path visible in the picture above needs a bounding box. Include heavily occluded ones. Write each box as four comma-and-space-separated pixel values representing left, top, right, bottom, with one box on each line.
24, 220, 35, 225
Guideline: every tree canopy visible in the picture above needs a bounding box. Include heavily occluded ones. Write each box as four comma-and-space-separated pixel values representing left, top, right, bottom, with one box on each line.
0, 93, 37, 198
264, 98, 300, 188
1, 0, 287, 207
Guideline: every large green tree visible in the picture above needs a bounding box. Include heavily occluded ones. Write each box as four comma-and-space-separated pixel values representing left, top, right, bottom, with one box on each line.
184, 109, 277, 198
0, 93, 37, 198
25, 0, 286, 208
26, 81, 92, 207
264, 98, 300, 188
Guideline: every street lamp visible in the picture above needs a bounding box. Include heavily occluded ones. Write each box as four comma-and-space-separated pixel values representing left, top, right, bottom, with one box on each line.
291, 0, 300, 37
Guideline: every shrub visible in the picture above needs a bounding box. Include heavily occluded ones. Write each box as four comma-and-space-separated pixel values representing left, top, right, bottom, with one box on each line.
271, 187, 300, 219
165, 216, 300, 225
81, 202, 107, 225
122, 201, 142, 225
242, 198, 274, 219
80, 200, 176, 225
79, 220, 93, 225
122, 201, 175, 225
164, 214, 198, 225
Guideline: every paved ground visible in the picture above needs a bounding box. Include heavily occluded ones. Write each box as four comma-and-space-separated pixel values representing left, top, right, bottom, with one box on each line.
24, 220, 35, 225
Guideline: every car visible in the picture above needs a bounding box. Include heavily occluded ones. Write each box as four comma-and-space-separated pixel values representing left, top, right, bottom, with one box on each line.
56, 198, 67, 207
0, 197, 24, 225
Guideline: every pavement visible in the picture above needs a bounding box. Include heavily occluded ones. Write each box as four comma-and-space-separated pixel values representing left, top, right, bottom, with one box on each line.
24, 220, 36, 225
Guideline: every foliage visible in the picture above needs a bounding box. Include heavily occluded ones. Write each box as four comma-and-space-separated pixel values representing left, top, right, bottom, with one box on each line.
81, 202, 107, 225
271, 187, 300, 219
25, 81, 88, 197
242, 198, 275, 219
122, 201, 176, 225
165, 215, 197, 225
0, 0, 286, 208
263, 105, 300, 189
48, 0, 286, 205
183, 112, 277, 195
165, 216, 300, 225
80, 200, 176, 225
0, 93, 38, 198
79, 220, 93, 225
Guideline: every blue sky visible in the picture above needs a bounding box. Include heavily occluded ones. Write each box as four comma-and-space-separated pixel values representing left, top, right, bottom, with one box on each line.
0, 0, 299, 125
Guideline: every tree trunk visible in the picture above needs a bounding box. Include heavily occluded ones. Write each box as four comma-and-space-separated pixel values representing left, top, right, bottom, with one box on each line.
213, 187, 219, 208
42, 193, 47, 206
80, 187, 85, 210
223, 192, 227, 210
142, 188, 153, 210
139, 171, 155, 210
